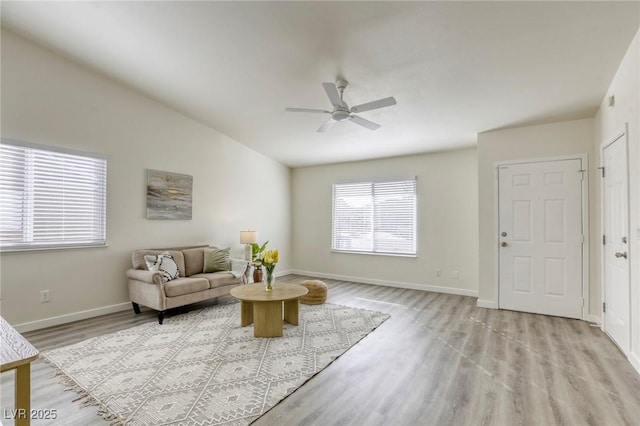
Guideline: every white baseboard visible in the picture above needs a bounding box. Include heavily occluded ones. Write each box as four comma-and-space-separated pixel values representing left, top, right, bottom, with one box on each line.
476, 299, 497, 309
289, 269, 478, 298
14, 302, 132, 333
275, 269, 294, 278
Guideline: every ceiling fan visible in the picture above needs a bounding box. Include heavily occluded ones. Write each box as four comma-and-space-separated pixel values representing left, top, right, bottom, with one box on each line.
285, 79, 397, 132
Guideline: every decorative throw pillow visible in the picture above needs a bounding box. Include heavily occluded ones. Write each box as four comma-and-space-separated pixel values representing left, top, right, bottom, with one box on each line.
144, 252, 180, 282
203, 247, 231, 273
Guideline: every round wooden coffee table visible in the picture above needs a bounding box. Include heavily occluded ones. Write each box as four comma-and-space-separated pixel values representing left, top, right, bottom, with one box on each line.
230, 283, 308, 337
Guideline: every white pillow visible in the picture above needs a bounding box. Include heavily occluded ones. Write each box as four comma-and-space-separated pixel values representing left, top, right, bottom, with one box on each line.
144, 252, 179, 282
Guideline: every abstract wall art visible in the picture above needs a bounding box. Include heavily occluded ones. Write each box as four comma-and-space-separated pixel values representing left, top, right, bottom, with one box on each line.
146, 169, 193, 220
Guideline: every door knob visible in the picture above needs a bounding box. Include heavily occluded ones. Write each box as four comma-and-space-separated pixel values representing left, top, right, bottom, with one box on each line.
615, 252, 628, 259
501, 232, 508, 237
501, 242, 508, 247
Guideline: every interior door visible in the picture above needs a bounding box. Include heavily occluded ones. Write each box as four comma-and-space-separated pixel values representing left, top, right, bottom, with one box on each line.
602, 133, 630, 353
498, 159, 584, 319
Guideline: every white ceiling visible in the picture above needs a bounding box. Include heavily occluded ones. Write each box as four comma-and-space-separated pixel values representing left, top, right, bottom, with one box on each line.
2, 1, 639, 167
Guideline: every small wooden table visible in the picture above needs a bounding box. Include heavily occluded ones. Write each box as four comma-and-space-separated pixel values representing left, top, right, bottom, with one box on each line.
230, 283, 308, 337
1, 316, 39, 426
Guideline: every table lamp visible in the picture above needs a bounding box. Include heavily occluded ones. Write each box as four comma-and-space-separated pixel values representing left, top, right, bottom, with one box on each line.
240, 230, 257, 261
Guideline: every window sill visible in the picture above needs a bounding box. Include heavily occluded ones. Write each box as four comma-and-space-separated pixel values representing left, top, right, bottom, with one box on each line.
1, 244, 109, 254
331, 250, 417, 258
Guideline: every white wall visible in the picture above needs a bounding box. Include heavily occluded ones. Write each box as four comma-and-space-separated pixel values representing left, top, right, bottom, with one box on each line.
477, 118, 593, 308
292, 148, 479, 296
593, 30, 640, 369
0, 30, 292, 329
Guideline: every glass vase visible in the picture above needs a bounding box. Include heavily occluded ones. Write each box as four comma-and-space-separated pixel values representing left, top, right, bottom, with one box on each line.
265, 269, 274, 292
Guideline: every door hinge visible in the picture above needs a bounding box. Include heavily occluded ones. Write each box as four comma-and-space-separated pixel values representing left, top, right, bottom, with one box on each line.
582, 298, 585, 307
603, 302, 606, 313
603, 234, 606, 245
598, 166, 605, 178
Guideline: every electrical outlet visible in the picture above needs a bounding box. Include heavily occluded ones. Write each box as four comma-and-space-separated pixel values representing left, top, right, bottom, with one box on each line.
452, 270, 459, 280
436, 269, 442, 277
40, 289, 50, 303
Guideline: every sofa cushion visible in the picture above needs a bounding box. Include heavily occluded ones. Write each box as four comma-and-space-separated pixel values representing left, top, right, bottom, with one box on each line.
144, 252, 180, 282
163, 277, 209, 297
133, 250, 186, 277
191, 272, 243, 289
203, 247, 231, 273
182, 247, 206, 276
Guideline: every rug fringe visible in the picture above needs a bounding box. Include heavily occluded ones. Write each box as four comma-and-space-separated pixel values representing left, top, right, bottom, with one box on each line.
41, 354, 127, 425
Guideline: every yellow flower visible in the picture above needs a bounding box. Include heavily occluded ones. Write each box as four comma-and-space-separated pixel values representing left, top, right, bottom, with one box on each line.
262, 249, 279, 265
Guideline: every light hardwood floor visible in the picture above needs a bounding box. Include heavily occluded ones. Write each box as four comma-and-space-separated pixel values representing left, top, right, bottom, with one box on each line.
2, 275, 640, 425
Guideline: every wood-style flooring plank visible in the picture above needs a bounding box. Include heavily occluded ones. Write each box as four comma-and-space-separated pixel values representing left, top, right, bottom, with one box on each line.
1, 274, 639, 425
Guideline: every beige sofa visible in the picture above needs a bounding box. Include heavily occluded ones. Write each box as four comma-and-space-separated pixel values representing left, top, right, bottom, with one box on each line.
127, 245, 250, 324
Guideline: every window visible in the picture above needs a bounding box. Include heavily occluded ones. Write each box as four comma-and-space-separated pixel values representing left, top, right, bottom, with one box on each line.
332, 178, 416, 255
0, 140, 107, 250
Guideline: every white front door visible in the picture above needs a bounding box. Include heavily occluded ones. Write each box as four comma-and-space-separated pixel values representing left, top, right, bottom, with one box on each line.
602, 133, 630, 353
498, 159, 584, 319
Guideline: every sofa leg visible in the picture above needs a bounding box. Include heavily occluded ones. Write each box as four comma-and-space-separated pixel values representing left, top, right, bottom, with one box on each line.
158, 311, 165, 324
132, 302, 141, 314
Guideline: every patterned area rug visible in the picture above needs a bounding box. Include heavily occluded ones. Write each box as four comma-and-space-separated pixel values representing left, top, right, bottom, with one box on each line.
43, 302, 389, 425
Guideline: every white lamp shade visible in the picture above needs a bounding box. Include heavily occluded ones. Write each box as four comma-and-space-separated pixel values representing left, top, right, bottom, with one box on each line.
240, 230, 257, 245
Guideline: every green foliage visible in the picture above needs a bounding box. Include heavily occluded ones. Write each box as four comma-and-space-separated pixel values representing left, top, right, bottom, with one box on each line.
251, 240, 269, 260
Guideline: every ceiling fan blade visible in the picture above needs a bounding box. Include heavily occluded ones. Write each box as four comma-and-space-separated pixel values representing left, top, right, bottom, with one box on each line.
322, 82, 342, 108
349, 115, 381, 131
350, 96, 397, 113
285, 107, 330, 114
317, 118, 337, 133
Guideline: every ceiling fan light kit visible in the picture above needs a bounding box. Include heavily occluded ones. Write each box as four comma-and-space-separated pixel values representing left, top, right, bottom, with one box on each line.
285, 79, 397, 132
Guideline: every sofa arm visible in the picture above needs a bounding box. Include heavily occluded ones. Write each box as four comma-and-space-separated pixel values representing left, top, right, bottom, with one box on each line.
127, 269, 164, 286
230, 259, 251, 284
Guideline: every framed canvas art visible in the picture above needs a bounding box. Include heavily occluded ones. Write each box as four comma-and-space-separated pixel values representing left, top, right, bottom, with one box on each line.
146, 169, 193, 220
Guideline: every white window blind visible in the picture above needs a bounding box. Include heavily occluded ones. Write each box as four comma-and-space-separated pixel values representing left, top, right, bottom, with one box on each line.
0, 140, 107, 250
332, 178, 416, 255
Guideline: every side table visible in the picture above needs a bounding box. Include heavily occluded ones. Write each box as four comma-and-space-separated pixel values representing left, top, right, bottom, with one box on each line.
1, 316, 39, 426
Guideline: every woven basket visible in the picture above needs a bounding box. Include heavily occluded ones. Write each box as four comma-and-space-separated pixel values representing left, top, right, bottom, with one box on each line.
300, 280, 328, 305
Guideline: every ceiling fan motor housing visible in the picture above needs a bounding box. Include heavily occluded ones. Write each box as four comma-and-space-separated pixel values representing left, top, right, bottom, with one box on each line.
332, 109, 351, 121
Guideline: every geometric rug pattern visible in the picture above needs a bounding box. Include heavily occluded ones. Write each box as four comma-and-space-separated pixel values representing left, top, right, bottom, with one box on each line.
43, 302, 389, 425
